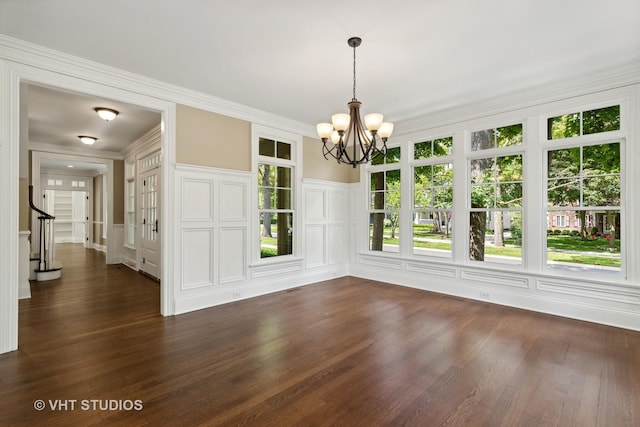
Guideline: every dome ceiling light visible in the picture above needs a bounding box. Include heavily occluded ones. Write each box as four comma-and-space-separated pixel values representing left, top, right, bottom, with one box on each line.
95, 107, 119, 121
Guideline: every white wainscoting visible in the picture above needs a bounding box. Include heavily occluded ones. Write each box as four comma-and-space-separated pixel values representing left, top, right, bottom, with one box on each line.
110, 224, 124, 264
18, 231, 31, 299
173, 168, 351, 314
350, 253, 640, 331
303, 179, 352, 268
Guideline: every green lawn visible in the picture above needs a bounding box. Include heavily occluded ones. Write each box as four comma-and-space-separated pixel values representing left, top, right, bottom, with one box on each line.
262, 226, 621, 267
380, 227, 621, 267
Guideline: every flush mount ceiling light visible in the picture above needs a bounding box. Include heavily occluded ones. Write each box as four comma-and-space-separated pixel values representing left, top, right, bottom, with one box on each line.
316, 37, 394, 168
78, 135, 97, 145
94, 107, 119, 121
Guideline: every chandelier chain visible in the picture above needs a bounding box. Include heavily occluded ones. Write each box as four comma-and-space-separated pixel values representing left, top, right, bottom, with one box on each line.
352, 43, 357, 101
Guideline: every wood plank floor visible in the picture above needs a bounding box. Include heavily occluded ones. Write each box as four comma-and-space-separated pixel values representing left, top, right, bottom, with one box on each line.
1, 243, 639, 426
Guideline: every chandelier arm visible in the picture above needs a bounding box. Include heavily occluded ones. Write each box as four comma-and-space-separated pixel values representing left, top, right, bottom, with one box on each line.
340, 124, 354, 165
322, 140, 340, 161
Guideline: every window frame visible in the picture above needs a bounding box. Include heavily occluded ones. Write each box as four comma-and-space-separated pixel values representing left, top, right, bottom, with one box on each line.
466, 123, 526, 268
543, 136, 625, 277
251, 124, 302, 265
410, 136, 455, 259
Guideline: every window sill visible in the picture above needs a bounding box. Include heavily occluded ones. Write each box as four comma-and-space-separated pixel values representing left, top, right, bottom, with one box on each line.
249, 257, 305, 278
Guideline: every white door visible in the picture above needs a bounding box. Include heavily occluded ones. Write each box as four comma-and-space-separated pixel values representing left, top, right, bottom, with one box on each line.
140, 164, 160, 279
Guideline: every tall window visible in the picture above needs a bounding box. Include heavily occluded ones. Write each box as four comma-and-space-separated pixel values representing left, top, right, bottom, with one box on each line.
469, 124, 523, 264
258, 137, 294, 258
412, 137, 453, 257
546, 105, 622, 273
369, 147, 400, 253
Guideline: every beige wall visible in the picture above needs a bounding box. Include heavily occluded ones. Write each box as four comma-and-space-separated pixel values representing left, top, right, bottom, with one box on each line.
176, 104, 359, 183
19, 178, 30, 231
302, 136, 360, 183
113, 160, 124, 224
19, 151, 32, 232
176, 104, 251, 171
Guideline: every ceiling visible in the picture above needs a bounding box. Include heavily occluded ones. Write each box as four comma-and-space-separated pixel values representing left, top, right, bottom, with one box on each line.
2, 0, 640, 138
25, 84, 161, 154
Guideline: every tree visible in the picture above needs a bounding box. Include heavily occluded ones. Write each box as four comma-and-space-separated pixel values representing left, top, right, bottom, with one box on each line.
259, 164, 273, 238
547, 143, 620, 246
370, 171, 385, 251
370, 148, 401, 251
469, 125, 523, 259
582, 143, 620, 249
469, 130, 493, 260
547, 147, 584, 236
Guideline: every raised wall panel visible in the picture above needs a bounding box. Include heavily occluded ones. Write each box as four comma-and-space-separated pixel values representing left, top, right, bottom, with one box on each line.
537, 278, 640, 304
181, 228, 214, 289
305, 224, 326, 267
182, 179, 213, 221
328, 190, 348, 221
219, 181, 247, 221
406, 262, 457, 278
327, 224, 346, 264
461, 269, 530, 289
219, 227, 247, 282
305, 188, 325, 221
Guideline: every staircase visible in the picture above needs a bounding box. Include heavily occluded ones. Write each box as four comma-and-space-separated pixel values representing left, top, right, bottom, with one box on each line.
29, 185, 63, 281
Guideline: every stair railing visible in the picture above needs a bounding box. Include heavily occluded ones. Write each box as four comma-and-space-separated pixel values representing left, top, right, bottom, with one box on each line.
28, 185, 56, 272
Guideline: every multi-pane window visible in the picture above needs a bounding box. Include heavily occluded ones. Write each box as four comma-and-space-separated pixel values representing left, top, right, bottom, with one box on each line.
258, 137, 294, 258
547, 105, 620, 139
546, 140, 621, 272
469, 124, 523, 264
413, 137, 453, 257
369, 147, 401, 253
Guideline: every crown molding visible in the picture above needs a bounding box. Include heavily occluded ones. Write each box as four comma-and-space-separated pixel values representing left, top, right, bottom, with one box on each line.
121, 124, 161, 159
396, 60, 640, 136
28, 141, 123, 160
0, 34, 317, 137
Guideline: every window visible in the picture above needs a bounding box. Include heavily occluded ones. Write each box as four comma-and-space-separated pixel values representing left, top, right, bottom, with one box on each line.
258, 137, 294, 258
412, 137, 453, 257
546, 141, 621, 272
552, 215, 567, 228
368, 147, 401, 253
547, 105, 620, 139
469, 124, 524, 264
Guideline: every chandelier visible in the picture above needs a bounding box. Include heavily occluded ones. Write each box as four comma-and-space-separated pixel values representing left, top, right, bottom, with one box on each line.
316, 37, 394, 167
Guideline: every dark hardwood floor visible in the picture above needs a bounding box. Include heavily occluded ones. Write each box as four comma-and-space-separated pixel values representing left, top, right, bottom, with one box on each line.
1, 243, 639, 426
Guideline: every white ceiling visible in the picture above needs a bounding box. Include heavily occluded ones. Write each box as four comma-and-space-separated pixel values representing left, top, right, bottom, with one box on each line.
2, 0, 640, 133
25, 84, 161, 154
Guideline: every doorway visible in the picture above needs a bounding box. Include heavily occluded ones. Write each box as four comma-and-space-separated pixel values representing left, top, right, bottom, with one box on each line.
1, 54, 177, 354
43, 189, 89, 246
